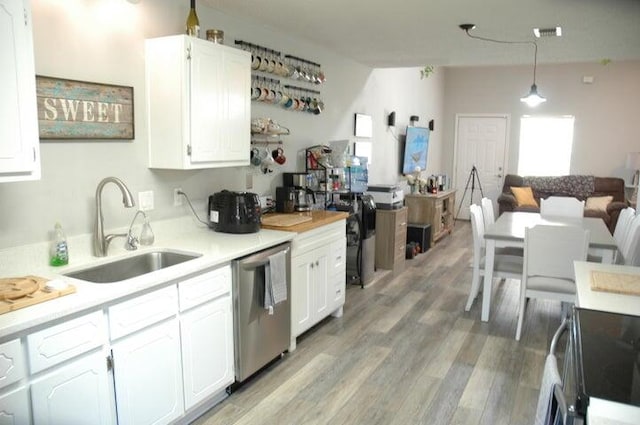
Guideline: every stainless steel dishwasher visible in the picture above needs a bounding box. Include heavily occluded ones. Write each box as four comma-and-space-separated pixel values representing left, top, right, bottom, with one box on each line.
232, 242, 291, 383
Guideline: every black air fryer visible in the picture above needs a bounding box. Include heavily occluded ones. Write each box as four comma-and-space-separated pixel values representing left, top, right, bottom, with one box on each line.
208, 190, 261, 234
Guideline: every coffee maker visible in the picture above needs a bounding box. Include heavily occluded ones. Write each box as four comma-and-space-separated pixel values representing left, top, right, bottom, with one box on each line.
276, 173, 315, 212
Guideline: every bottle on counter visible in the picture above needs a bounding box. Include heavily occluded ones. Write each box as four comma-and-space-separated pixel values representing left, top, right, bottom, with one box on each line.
50, 222, 69, 266
186, 0, 200, 37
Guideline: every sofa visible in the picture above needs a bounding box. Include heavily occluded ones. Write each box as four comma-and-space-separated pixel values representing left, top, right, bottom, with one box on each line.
497, 174, 627, 233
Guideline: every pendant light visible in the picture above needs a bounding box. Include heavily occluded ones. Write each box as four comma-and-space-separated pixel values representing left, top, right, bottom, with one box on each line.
460, 24, 547, 107
519, 42, 547, 106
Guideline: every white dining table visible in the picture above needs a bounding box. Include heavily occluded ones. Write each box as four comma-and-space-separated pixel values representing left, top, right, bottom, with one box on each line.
480, 212, 618, 322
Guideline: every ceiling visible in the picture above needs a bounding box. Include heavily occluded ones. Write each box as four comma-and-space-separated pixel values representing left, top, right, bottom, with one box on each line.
202, 0, 640, 68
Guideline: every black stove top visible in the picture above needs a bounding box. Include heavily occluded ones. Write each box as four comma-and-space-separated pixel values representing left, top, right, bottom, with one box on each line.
573, 308, 640, 408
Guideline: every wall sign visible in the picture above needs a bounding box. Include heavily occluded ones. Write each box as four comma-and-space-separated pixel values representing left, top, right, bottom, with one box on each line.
36, 76, 134, 140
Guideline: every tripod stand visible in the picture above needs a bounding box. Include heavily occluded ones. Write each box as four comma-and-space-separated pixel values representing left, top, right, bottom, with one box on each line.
455, 165, 484, 222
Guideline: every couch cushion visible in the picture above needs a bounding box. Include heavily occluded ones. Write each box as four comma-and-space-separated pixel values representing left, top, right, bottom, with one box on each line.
511, 186, 538, 207
585, 195, 613, 212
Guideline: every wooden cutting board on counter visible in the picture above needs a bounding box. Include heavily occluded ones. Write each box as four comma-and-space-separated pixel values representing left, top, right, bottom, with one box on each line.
261, 213, 313, 227
590, 270, 640, 296
0, 276, 76, 314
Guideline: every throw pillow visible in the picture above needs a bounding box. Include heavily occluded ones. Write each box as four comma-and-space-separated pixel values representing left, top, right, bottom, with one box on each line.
585, 195, 613, 212
511, 186, 538, 207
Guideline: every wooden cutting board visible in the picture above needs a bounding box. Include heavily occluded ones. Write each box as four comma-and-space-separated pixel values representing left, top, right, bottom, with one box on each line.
262, 214, 313, 227
590, 270, 640, 296
0, 276, 76, 314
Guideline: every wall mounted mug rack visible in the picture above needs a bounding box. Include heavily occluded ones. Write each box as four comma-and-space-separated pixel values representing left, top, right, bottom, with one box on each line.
235, 39, 325, 84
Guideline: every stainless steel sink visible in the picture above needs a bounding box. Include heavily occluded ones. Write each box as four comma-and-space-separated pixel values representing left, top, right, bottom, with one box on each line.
64, 250, 202, 283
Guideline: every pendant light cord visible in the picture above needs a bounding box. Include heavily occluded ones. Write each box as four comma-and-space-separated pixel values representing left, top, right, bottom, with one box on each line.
462, 27, 538, 84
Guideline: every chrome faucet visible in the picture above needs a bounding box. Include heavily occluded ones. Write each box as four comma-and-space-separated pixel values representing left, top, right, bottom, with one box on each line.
94, 177, 135, 257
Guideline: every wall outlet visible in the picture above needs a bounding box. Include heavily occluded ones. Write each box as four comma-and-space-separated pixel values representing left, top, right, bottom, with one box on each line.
173, 188, 183, 207
138, 191, 154, 211
246, 172, 253, 189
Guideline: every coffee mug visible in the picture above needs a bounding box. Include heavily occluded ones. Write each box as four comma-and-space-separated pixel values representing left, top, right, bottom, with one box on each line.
272, 147, 286, 165
250, 147, 262, 166
251, 55, 261, 70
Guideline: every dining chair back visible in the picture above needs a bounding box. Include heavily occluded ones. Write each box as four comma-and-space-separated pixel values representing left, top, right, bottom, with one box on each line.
621, 213, 640, 266
540, 196, 585, 219
515, 224, 589, 340
465, 204, 523, 312
613, 207, 635, 249
480, 197, 495, 230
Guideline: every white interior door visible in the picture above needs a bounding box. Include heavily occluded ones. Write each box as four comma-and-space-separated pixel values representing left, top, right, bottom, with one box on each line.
454, 114, 509, 220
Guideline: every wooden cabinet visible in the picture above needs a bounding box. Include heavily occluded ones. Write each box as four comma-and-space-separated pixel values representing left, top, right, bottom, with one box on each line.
146, 35, 251, 169
405, 190, 456, 245
178, 266, 234, 410
0, 0, 40, 182
375, 207, 408, 275
290, 220, 346, 350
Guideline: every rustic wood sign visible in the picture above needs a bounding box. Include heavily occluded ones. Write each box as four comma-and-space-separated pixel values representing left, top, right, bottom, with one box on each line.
36, 76, 134, 140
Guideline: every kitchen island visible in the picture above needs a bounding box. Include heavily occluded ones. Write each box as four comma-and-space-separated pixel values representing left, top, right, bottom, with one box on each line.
573, 261, 640, 425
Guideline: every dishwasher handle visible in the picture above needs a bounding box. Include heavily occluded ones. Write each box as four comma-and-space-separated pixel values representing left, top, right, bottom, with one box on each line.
237, 243, 290, 270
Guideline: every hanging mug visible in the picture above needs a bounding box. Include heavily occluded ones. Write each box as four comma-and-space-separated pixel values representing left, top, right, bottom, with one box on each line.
250, 147, 263, 166
272, 147, 286, 165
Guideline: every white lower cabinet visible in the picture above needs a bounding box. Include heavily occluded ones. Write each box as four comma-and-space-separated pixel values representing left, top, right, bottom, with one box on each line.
112, 318, 183, 425
180, 295, 233, 409
30, 351, 114, 425
290, 220, 346, 350
0, 386, 30, 424
292, 247, 329, 336
109, 285, 183, 425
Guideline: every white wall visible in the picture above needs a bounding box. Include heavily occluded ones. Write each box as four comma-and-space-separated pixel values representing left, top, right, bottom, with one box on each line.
443, 61, 640, 187
0, 0, 441, 249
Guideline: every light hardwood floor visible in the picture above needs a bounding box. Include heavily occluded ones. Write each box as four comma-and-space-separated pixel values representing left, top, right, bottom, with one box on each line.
194, 221, 562, 425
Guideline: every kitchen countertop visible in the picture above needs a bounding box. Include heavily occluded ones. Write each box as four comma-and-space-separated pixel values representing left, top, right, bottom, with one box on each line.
0, 216, 295, 341
260, 210, 349, 233
573, 260, 640, 425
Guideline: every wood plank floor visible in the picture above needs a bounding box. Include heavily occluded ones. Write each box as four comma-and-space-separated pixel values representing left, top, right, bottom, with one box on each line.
194, 221, 563, 425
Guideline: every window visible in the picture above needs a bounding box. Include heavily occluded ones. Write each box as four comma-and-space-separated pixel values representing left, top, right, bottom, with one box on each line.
517, 116, 575, 176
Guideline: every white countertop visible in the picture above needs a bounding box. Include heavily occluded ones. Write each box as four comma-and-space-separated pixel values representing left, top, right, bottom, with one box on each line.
0, 216, 295, 340
573, 260, 640, 425
574, 260, 640, 316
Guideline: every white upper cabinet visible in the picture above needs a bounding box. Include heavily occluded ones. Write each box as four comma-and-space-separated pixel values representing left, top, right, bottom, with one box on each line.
146, 35, 251, 169
0, 0, 40, 182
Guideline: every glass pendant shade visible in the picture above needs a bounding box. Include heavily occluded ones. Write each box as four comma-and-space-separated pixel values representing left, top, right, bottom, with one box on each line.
520, 84, 547, 107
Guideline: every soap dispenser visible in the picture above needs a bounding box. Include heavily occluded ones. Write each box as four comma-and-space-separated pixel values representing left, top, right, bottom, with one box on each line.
50, 222, 69, 266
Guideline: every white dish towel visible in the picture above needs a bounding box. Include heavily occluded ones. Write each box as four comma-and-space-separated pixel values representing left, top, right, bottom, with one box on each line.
535, 353, 562, 425
264, 251, 287, 314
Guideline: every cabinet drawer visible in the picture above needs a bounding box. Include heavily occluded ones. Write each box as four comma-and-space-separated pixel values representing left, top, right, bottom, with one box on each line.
27, 311, 105, 373
0, 339, 26, 388
178, 265, 231, 312
109, 285, 178, 340
329, 238, 346, 273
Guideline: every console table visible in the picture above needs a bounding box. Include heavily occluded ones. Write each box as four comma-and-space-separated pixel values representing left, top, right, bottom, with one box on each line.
404, 190, 456, 245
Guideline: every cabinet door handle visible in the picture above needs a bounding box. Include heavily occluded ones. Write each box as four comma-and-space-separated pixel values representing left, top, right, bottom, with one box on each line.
315, 261, 319, 266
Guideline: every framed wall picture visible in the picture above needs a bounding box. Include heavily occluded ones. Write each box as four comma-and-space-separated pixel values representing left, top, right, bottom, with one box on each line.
354, 113, 372, 138
36, 76, 134, 140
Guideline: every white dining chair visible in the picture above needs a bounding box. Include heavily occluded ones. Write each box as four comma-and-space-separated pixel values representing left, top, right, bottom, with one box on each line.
515, 224, 589, 341
621, 213, 640, 266
480, 197, 524, 257
614, 207, 636, 256
465, 204, 523, 312
480, 197, 495, 230
540, 196, 585, 219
